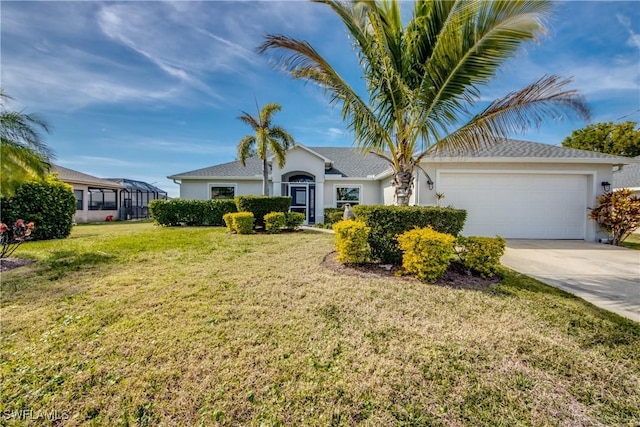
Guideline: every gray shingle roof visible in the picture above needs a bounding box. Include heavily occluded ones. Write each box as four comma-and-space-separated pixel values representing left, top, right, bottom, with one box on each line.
169, 140, 629, 180
52, 165, 123, 188
613, 156, 640, 189
168, 146, 390, 179
423, 138, 631, 160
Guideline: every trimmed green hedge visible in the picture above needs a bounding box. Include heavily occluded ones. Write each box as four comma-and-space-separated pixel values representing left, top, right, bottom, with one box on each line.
234, 196, 291, 228
323, 208, 344, 226
352, 205, 467, 264
0, 176, 76, 241
148, 199, 237, 226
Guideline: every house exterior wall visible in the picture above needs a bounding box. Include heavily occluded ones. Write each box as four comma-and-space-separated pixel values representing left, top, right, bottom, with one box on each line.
179, 179, 265, 199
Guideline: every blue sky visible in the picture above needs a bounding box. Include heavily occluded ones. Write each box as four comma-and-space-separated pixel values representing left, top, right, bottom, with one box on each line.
2, 1, 639, 198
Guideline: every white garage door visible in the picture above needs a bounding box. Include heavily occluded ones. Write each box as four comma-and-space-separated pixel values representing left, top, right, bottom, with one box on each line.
438, 172, 587, 239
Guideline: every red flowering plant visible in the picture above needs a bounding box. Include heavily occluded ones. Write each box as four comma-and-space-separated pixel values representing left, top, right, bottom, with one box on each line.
0, 219, 35, 258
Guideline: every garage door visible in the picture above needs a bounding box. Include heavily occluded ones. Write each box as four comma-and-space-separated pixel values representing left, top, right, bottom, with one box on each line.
438, 172, 587, 239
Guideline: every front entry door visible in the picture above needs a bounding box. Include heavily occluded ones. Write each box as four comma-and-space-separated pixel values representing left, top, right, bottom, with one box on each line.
288, 184, 316, 225
290, 185, 307, 222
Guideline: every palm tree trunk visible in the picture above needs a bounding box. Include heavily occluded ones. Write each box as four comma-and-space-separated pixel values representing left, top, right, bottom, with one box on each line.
392, 168, 414, 206
262, 157, 269, 196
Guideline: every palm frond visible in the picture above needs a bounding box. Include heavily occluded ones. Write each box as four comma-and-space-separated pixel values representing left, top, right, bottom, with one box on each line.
237, 112, 260, 131
237, 135, 256, 166
430, 75, 591, 156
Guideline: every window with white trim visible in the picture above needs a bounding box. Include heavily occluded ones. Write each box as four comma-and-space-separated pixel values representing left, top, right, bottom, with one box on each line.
210, 185, 235, 200
335, 186, 361, 208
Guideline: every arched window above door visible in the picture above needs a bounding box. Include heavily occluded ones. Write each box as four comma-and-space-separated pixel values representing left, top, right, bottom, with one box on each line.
288, 174, 314, 183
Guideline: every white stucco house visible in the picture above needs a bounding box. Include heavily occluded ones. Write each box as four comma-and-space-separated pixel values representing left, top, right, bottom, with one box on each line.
167, 139, 631, 241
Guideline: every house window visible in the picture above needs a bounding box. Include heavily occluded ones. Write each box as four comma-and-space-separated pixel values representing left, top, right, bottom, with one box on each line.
336, 186, 361, 208
74, 190, 84, 210
88, 188, 118, 210
211, 185, 235, 200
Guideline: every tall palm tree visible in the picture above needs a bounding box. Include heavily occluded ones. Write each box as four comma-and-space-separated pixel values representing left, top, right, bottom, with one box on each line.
258, 0, 591, 205
1, 90, 53, 197
237, 102, 295, 196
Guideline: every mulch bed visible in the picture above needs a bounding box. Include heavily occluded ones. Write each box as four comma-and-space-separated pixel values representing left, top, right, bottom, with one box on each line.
321, 251, 501, 288
0, 258, 36, 272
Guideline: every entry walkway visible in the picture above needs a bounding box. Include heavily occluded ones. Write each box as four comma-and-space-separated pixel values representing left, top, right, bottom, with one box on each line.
502, 240, 640, 322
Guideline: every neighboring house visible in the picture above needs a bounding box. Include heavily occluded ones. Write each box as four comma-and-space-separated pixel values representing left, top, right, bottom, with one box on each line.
53, 165, 168, 223
105, 178, 168, 220
613, 155, 640, 197
168, 140, 630, 241
53, 165, 123, 223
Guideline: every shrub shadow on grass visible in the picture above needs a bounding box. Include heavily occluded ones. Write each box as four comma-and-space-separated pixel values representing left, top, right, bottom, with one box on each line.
43, 250, 117, 280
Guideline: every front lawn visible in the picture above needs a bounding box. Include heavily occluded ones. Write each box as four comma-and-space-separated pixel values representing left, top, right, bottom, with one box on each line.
622, 233, 640, 250
1, 223, 638, 426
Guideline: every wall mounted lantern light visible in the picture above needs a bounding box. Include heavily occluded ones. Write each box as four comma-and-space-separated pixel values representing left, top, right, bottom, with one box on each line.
601, 181, 611, 192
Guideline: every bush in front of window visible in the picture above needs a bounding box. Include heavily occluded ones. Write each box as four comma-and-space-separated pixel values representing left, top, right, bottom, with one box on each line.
333, 220, 371, 264
148, 199, 237, 226
397, 227, 455, 282
455, 236, 506, 278
352, 205, 467, 264
0, 175, 76, 240
234, 196, 291, 228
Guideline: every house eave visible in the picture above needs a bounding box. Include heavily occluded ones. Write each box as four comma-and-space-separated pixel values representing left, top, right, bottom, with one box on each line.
167, 175, 264, 181
422, 157, 629, 166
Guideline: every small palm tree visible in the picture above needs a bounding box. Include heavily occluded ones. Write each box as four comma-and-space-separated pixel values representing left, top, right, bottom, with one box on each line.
1, 90, 53, 197
237, 103, 295, 196
259, 0, 591, 205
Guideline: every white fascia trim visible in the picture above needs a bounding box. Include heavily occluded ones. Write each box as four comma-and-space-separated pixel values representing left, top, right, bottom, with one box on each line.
423, 157, 629, 166
324, 176, 378, 181
169, 175, 265, 181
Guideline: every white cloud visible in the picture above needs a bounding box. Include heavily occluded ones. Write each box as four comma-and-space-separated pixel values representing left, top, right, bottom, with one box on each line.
617, 13, 640, 49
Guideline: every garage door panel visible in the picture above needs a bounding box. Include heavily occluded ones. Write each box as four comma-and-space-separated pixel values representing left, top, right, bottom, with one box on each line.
439, 173, 587, 239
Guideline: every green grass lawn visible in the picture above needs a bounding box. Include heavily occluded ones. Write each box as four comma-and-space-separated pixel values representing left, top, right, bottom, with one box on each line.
2, 223, 639, 426
622, 233, 640, 250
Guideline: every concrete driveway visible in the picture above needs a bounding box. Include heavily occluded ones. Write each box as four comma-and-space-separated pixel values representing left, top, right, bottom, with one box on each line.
501, 240, 640, 322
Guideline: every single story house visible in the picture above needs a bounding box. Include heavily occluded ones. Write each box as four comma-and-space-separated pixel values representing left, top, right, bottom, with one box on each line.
613, 155, 640, 197
53, 165, 168, 223
167, 139, 631, 241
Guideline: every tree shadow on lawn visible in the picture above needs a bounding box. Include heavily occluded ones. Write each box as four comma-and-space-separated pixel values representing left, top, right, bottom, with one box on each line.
1, 250, 117, 293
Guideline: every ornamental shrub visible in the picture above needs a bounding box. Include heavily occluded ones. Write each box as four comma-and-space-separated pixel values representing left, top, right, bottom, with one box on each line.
234, 196, 291, 228
352, 205, 466, 264
227, 212, 254, 234
264, 212, 286, 233
0, 176, 76, 240
456, 236, 506, 278
148, 199, 237, 226
222, 212, 235, 232
589, 189, 640, 245
284, 212, 305, 229
333, 220, 371, 264
397, 227, 455, 282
